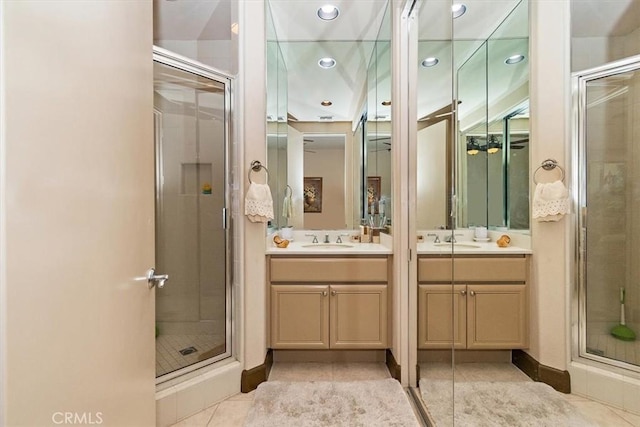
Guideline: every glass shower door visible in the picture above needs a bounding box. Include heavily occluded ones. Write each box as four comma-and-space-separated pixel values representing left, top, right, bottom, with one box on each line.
153, 51, 232, 380
577, 56, 640, 371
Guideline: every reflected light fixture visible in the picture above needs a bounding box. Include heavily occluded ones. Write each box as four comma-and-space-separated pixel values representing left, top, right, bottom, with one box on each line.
317, 4, 340, 20
318, 57, 336, 68
452, 4, 467, 18
467, 137, 480, 155
505, 54, 525, 65
421, 57, 439, 67
487, 135, 501, 154
321, 100, 332, 106
381, 100, 391, 106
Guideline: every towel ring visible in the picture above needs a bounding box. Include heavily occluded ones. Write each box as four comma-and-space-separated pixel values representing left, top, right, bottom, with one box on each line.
533, 158, 564, 184
284, 185, 292, 197
248, 160, 269, 184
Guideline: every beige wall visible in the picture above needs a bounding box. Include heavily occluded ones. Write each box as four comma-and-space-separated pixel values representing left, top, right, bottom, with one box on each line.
304, 148, 346, 229
290, 121, 355, 229
417, 121, 447, 229
287, 125, 305, 228
241, 0, 268, 370
528, 0, 570, 370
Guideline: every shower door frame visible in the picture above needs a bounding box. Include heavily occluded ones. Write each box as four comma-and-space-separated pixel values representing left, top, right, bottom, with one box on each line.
153, 46, 234, 384
573, 54, 640, 373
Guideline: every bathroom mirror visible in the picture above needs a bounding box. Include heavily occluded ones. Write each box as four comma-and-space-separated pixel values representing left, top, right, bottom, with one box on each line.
417, 0, 529, 230
266, 0, 391, 231
458, 0, 529, 229
266, 4, 289, 228
365, 27, 392, 226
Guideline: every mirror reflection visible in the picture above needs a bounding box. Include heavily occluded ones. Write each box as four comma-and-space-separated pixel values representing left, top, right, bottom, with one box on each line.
417, 0, 529, 231
266, 0, 391, 231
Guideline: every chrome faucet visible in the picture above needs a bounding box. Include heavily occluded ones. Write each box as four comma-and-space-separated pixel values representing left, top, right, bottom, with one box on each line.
336, 234, 349, 244
311, 235, 319, 243
444, 233, 463, 243
324, 234, 330, 244
427, 233, 440, 243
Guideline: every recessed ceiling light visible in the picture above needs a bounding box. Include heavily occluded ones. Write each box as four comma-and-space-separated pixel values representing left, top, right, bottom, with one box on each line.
381, 100, 391, 106
318, 57, 336, 69
421, 57, 439, 67
317, 4, 339, 21
321, 100, 333, 106
505, 54, 525, 65
452, 4, 467, 18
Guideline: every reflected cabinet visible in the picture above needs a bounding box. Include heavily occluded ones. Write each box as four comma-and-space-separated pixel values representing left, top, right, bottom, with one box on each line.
418, 256, 529, 350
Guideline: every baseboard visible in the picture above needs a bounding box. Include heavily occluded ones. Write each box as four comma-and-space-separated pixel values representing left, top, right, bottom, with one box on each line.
385, 349, 401, 382
512, 350, 571, 394
240, 349, 273, 393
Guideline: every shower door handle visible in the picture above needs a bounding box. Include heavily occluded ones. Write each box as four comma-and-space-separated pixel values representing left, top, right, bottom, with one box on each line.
146, 268, 169, 289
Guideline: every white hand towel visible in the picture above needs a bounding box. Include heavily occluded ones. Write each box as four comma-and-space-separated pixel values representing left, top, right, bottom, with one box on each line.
532, 180, 570, 222
245, 183, 274, 223
282, 194, 293, 219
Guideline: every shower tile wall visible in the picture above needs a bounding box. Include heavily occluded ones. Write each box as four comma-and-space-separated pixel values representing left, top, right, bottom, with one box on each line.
585, 69, 639, 366
155, 89, 226, 368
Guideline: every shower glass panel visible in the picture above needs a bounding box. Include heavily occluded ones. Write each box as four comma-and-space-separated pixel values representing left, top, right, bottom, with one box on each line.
153, 53, 231, 380
577, 57, 640, 371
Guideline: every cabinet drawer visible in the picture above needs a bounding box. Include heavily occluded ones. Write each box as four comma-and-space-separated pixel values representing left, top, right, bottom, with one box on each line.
418, 257, 527, 282
270, 258, 388, 282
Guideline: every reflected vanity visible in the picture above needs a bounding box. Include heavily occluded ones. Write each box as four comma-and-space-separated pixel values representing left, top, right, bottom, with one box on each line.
266, 0, 392, 234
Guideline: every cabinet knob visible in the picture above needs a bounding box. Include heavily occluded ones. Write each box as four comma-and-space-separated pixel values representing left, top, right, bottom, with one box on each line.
322, 291, 328, 296
460, 290, 467, 296
469, 290, 476, 296
331, 290, 337, 296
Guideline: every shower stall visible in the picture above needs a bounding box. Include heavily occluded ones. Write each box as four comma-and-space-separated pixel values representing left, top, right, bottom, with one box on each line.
153, 48, 233, 381
575, 55, 640, 372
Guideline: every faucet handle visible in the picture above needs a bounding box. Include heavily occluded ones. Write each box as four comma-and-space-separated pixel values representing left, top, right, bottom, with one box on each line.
426, 233, 440, 243
336, 233, 350, 244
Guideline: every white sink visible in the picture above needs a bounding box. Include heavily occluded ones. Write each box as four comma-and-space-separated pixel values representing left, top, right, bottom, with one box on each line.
433, 242, 481, 249
302, 243, 354, 249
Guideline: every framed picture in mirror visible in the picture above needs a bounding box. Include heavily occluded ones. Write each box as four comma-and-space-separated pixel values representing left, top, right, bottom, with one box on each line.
304, 177, 323, 213
367, 176, 381, 213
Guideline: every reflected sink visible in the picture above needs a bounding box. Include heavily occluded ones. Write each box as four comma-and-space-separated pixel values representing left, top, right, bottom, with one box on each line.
302, 243, 354, 249
433, 242, 481, 249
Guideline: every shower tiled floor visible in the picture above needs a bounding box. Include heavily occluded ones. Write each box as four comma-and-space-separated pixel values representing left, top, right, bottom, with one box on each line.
586, 332, 639, 366
156, 334, 225, 377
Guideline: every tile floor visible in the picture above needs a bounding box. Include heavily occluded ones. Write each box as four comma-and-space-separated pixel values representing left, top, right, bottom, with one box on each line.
171, 362, 640, 427
156, 334, 225, 377
587, 332, 639, 366
418, 362, 640, 427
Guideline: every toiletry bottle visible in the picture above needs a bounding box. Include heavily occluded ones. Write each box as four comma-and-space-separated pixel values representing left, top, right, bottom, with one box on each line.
360, 220, 370, 243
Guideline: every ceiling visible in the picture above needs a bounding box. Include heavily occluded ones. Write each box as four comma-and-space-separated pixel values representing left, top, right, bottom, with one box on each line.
153, 0, 640, 125
268, 0, 389, 122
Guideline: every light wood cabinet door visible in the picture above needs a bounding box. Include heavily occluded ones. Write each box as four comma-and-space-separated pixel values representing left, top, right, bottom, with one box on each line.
329, 284, 388, 349
467, 284, 528, 349
270, 285, 330, 349
418, 284, 467, 349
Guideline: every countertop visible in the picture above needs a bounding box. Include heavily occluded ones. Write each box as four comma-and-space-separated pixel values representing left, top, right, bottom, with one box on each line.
266, 240, 392, 255
417, 240, 532, 255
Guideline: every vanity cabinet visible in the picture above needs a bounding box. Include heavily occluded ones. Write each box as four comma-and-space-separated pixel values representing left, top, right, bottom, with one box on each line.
418, 256, 529, 350
268, 257, 389, 350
